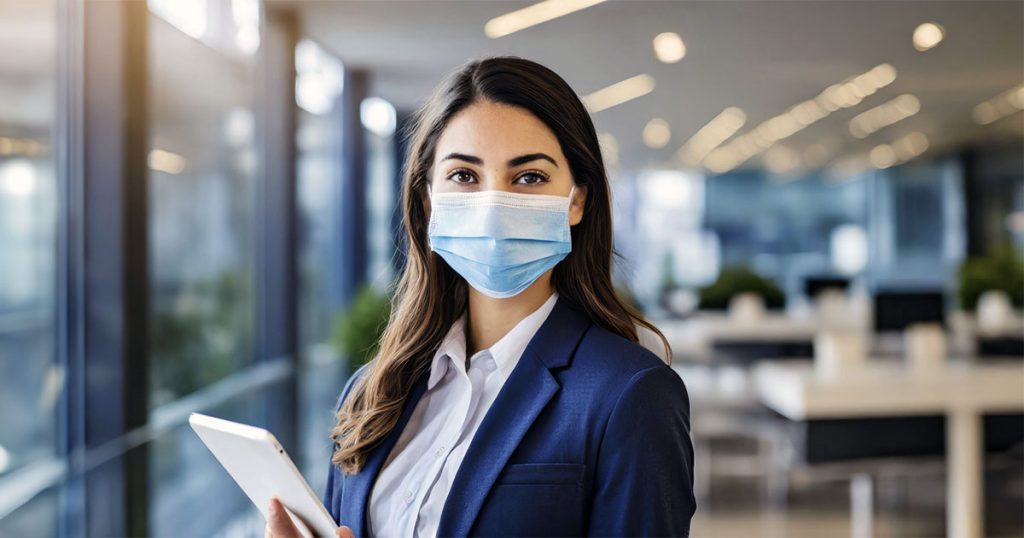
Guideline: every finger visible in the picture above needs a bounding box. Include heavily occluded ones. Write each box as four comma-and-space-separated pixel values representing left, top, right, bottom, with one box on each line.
265, 523, 273, 538
336, 525, 355, 538
267, 497, 301, 538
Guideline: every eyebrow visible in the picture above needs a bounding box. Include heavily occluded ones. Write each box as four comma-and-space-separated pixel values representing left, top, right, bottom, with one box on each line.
440, 152, 559, 168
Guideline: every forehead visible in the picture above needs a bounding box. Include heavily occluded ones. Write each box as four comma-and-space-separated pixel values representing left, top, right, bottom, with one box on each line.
434, 100, 563, 161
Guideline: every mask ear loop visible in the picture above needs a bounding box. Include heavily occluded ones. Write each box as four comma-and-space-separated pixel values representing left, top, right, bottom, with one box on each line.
425, 182, 435, 244
567, 184, 576, 211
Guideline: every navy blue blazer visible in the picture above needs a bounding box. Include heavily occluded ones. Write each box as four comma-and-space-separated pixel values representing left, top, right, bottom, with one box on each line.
322, 295, 696, 536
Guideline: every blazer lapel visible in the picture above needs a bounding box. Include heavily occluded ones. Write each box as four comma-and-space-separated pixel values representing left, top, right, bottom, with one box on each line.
437, 295, 593, 536
343, 368, 430, 538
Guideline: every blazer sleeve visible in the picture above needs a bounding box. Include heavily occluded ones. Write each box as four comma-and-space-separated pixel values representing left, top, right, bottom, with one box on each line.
322, 362, 372, 516
587, 363, 697, 537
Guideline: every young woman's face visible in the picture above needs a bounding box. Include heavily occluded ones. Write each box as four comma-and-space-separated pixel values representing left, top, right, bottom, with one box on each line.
429, 100, 586, 226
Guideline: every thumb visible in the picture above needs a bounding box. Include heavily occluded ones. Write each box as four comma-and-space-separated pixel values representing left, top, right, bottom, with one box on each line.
267, 497, 302, 538
336, 525, 355, 538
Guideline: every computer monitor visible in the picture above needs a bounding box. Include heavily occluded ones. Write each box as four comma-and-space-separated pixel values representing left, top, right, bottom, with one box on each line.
804, 276, 851, 299
872, 291, 946, 333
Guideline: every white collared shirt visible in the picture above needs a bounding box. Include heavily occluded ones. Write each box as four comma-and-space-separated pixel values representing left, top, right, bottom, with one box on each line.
368, 291, 560, 538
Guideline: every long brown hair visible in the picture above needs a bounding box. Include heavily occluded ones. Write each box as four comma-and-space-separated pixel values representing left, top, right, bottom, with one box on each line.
331, 56, 671, 475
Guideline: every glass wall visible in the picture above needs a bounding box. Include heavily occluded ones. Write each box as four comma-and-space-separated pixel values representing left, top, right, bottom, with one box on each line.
868, 156, 966, 288
0, 5, 376, 532
619, 165, 871, 314
0, 0, 60, 534
294, 37, 348, 486
145, 1, 282, 535
703, 170, 868, 281
147, 0, 259, 410
295, 39, 343, 373
614, 169, 715, 311
362, 96, 398, 291
618, 155, 971, 314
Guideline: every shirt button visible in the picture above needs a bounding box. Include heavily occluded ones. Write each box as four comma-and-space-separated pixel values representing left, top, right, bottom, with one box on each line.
403, 490, 414, 504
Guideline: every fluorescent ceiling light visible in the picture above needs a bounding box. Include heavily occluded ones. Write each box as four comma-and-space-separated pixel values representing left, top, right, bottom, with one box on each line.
582, 74, 655, 113
148, 149, 187, 175
676, 107, 746, 166
763, 145, 800, 175
704, 63, 897, 173
849, 94, 920, 138
973, 85, 1024, 124
485, 0, 608, 38
871, 131, 928, 169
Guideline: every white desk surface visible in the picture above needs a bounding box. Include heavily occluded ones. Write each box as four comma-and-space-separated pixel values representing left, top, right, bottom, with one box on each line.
661, 309, 1022, 346
659, 311, 868, 346
750, 356, 1024, 538
753, 359, 1024, 420
949, 310, 1024, 339
660, 312, 868, 361
662, 314, 826, 341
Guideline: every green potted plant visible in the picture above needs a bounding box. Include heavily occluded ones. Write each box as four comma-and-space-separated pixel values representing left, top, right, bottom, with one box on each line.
956, 247, 1024, 312
331, 283, 393, 369
697, 265, 785, 311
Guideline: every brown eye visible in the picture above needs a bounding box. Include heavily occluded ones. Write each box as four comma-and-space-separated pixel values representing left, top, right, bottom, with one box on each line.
514, 172, 549, 185
447, 169, 475, 184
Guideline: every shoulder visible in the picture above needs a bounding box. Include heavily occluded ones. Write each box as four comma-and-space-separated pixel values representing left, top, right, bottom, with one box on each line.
576, 322, 673, 379
572, 322, 688, 410
635, 322, 671, 364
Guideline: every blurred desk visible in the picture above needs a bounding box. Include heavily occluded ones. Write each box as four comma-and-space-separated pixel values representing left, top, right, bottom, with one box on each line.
949, 310, 1024, 358
753, 360, 1024, 538
661, 313, 865, 363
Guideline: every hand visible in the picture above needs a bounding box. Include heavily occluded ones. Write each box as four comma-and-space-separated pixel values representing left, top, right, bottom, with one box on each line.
264, 497, 355, 538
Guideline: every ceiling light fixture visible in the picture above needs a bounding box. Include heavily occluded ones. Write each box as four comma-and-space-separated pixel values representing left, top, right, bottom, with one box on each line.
913, 22, 945, 52
973, 84, 1024, 124
643, 118, 672, 148
703, 63, 897, 173
676, 107, 746, 166
653, 32, 686, 63
485, 0, 608, 38
148, 149, 187, 175
582, 74, 655, 113
849, 94, 920, 138
870, 131, 929, 169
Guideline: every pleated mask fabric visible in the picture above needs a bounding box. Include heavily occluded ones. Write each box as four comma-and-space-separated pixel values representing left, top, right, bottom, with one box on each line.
427, 186, 575, 298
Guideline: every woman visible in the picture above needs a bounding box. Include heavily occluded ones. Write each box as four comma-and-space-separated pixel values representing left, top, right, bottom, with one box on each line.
268, 56, 695, 537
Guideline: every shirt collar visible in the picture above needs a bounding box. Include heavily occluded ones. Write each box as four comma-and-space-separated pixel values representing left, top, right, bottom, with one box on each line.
488, 291, 559, 380
427, 313, 467, 390
426, 291, 559, 390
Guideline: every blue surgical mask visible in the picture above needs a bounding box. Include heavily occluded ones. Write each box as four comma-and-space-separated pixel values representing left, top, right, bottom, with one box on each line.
427, 185, 576, 298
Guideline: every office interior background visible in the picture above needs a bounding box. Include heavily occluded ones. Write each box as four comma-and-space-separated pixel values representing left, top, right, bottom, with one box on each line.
1, 0, 1022, 536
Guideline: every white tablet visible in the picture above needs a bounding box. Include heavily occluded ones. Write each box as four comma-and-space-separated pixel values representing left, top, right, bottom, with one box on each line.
189, 412, 339, 538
